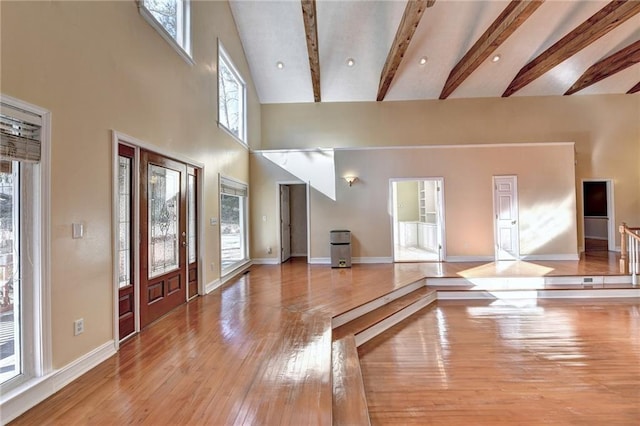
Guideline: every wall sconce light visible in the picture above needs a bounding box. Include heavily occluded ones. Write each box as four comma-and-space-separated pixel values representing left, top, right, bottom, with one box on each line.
344, 176, 358, 187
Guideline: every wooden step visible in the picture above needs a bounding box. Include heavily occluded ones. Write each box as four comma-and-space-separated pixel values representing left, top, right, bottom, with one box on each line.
332, 278, 426, 330
354, 288, 437, 347
332, 335, 370, 426
333, 286, 435, 342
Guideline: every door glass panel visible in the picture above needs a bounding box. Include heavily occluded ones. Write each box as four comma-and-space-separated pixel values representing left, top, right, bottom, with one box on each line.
188, 174, 196, 263
148, 164, 180, 278
0, 160, 20, 384
118, 155, 132, 288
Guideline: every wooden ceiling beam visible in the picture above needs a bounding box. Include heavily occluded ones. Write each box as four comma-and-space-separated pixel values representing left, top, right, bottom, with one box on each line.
376, 0, 435, 102
628, 82, 640, 94
301, 0, 321, 102
503, 0, 640, 97
565, 41, 640, 95
439, 0, 544, 100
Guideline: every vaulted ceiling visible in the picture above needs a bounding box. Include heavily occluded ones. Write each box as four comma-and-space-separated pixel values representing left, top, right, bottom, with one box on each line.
228, 0, 640, 104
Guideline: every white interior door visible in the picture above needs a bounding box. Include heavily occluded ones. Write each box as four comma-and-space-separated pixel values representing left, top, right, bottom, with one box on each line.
494, 176, 519, 260
280, 185, 291, 262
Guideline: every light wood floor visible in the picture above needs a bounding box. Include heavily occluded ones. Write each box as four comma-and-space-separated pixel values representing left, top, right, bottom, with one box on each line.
8, 254, 635, 425
359, 299, 640, 425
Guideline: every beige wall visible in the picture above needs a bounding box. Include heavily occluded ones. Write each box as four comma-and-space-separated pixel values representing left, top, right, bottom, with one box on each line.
259, 94, 639, 253
252, 144, 578, 261
1, 1, 259, 367
396, 181, 419, 222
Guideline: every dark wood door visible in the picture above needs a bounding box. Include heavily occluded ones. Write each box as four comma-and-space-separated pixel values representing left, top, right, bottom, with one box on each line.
140, 150, 187, 328
187, 166, 199, 299
118, 144, 135, 339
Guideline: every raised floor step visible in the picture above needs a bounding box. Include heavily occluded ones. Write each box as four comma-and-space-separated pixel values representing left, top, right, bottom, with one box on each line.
333, 286, 434, 341
332, 335, 370, 426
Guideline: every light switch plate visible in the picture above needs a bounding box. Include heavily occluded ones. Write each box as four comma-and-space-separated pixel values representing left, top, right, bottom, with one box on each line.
72, 223, 84, 239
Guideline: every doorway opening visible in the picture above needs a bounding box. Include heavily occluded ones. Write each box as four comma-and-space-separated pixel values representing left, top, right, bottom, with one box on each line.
391, 178, 445, 262
114, 134, 202, 344
279, 183, 308, 263
582, 180, 615, 252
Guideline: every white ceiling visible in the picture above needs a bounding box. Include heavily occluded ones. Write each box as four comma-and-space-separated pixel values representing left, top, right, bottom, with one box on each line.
229, 0, 640, 104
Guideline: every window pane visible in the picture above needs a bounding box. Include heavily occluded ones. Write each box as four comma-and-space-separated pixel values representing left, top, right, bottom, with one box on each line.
143, 0, 178, 39
0, 161, 20, 384
188, 174, 196, 263
218, 49, 246, 143
220, 194, 240, 270
118, 156, 132, 288
148, 165, 179, 278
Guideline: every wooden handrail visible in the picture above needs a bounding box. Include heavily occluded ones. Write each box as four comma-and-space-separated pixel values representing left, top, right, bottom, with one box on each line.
619, 222, 640, 275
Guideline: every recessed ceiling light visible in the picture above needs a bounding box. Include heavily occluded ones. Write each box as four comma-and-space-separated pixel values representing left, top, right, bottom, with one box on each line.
419, 56, 428, 66
346, 58, 355, 67
491, 54, 501, 63
276, 61, 284, 69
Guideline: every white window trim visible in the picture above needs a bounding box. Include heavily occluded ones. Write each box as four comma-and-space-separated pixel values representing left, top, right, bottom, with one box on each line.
219, 175, 249, 277
0, 94, 52, 401
217, 41, 247, 147
138, 0, 194, 66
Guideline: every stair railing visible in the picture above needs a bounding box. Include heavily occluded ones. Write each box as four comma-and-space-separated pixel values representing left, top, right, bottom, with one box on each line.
619, 223, 640, 286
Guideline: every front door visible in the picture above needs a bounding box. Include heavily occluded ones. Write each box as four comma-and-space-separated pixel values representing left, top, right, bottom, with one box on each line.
280, 185, 291, 263
494, 175, 519, 260
140, 150, 187, 328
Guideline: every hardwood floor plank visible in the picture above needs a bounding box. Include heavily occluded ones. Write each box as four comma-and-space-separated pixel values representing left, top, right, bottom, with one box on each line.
359, 299, 640, 425
8, 253, 632, 425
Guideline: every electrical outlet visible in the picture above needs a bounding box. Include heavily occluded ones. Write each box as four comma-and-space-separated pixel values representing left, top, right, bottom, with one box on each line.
74, 318, 84, 336
210, 262, 215, 271
267, 247, 272, 254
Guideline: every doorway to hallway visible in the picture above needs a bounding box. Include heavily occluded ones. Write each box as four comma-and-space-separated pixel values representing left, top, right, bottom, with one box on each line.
391, 178, 445, 262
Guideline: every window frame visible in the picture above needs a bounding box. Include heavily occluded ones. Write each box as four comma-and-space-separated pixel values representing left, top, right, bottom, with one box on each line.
219, 175, 249, 277
0, 95, 51, 396
138, 0, 193, 65
217, 41, 247, 146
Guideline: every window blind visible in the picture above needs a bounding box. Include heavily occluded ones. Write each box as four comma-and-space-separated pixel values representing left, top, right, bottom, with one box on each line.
0, 103, 42, 163
220, 177, 247, 197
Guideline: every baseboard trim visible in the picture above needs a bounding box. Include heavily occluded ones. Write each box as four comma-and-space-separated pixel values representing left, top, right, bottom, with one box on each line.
205, 278, 222, 294
0, 340, 116, 424
309, 257, 393, 265
519, 254, 580, 261
251, 257, 280, 265
352, 257, 393, 264
445, 256, 494, 262
436, 288, 640, 300
308, 257, 330, 265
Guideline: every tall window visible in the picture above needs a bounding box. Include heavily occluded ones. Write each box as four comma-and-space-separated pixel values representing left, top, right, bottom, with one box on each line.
139, 0, 192, 62
218, 43, 247, 144
220, 177, 248, 275
0, 99, 49, 391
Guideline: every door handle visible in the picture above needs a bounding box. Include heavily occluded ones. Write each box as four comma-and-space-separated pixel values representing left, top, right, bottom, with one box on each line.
182, 241, 187, 247
512, 220, 517, 225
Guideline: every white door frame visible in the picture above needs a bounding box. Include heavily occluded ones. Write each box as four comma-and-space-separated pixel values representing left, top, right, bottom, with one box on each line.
389, 177, 446, 262
493, 175, 520, 261
276, 181, 310, 264
581, 179, 616, 252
